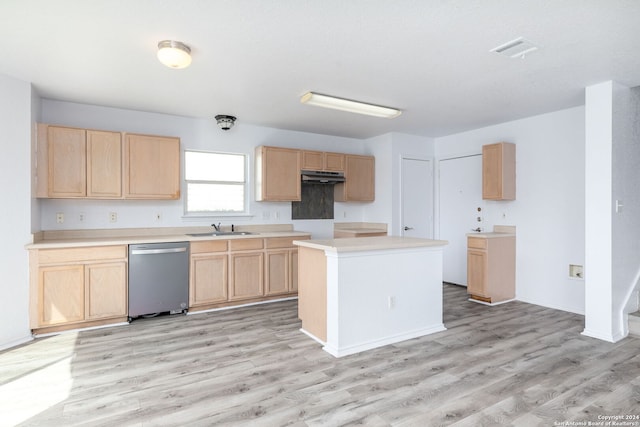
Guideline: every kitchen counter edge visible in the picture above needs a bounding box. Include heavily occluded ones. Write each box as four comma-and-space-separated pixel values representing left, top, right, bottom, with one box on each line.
294, 236, 448, 253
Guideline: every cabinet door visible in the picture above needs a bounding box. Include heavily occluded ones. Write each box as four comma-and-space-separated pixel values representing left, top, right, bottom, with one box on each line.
265, 250, 289, 295
336, 155, 375, 201
290, 250, 299, 292
482, 142, 515, 200
324, 152, 345, 171
85, 262, 127, 320
48, 126, 86, 197
467, 249, 487, 297
256, 146, 301, 201
38, 265, 85, 326
301, 150, 324, 170
87, 130, 122, 198
190, 254, 228, 305
229, 252, 264, 300
124, 134, 180, 199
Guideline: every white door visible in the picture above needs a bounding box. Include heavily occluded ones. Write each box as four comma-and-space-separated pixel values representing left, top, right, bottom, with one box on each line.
439, 155, 483, 285
401, 157, 433, 238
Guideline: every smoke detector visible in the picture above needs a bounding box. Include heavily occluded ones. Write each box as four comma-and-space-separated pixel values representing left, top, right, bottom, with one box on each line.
490, 37, 540, 59
215, 115, 236, 131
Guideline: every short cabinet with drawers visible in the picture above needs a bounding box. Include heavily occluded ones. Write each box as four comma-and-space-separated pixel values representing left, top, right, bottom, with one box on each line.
467, 233, 515, 304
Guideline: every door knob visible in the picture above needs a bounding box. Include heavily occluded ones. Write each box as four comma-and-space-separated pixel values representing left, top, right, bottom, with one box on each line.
404, 226, 413, 231
471, 227, 482, 232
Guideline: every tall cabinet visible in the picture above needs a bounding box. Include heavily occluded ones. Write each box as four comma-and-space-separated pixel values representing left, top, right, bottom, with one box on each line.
482, 142, 515, 200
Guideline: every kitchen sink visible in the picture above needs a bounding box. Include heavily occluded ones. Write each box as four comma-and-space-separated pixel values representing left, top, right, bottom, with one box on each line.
187, 231, 255, 237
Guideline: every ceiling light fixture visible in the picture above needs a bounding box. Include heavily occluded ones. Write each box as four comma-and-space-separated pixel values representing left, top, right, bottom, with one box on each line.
300, 92, 402, 118
157, 40, 192, 69
215, 115, 236, 131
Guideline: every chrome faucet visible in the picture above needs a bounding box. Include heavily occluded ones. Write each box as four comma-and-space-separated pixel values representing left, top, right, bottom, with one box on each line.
212, 222, 221, 232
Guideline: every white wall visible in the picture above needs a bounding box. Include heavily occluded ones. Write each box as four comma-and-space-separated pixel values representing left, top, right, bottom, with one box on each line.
612, 84, 640, 337
40, 100, 373, 239
584, 81, 640, 341
435, 107, 586, 314
0, 74, 34, 350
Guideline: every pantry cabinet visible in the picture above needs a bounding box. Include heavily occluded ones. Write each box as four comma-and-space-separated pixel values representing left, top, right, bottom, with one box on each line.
335, 154, 375, 202
482, 142, 515, 200
255, 146, 301, 201
30, 245, 128, 333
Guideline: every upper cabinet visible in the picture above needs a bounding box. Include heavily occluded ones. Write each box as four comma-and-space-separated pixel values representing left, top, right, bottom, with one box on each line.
335, 154, 375, 202
301, 150, 345, 172
255, 146, 301, 201
482, 142, 515, 201
36, 124, 180, 200
124, 133, 180, 199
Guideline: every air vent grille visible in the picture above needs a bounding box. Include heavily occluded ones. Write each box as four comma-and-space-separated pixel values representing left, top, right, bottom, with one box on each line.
490, 37, 540, 58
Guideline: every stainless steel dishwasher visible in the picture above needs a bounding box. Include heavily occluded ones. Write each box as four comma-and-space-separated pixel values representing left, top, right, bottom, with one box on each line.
128, 241, 189, 321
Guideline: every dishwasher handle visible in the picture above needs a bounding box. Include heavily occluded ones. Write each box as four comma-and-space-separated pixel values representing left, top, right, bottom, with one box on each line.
130, 247, 187, 255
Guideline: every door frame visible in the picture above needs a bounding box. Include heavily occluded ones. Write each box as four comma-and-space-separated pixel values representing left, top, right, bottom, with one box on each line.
398, 155, 434, 237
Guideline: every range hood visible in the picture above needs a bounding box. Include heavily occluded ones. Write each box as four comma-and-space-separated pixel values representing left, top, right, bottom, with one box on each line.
301, 170, 345, 184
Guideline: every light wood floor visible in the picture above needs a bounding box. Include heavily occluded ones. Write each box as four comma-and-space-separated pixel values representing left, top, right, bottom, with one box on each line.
2, 284, 640, 426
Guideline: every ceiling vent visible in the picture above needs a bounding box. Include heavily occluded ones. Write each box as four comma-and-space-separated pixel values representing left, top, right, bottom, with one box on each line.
490, 37, 540, 59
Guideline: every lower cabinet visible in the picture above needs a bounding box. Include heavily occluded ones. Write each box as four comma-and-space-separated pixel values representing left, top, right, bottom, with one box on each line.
467, 235, 515, 304
188, 235, 310, 311
189, 240, 229, 308
30, 245, 128, 333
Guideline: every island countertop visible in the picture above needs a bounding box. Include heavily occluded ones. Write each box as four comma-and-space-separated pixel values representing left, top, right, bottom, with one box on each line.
293, 236, 448, 253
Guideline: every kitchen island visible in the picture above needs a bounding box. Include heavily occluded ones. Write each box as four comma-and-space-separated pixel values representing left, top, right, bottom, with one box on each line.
294, 236, 448, 357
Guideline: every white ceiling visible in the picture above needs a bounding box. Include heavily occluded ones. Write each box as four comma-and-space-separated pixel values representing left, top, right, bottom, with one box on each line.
1, 0, 639, 139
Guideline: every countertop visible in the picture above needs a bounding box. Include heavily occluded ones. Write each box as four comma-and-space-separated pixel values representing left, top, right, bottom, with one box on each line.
294, 236, 448, 253
26, 225, 311, 249
466, 232, 516, 238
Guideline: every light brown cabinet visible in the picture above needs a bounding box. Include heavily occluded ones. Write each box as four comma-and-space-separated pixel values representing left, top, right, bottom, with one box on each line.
124, 133, 180, 199
30, 245, 128, 333
335, 154, 375, 202
87, 130, 122, 198
189, 240, 229, 308
37, 125, 123, 198
482, 142, 515, 200
467, 235, 515, 304
255, 146, 301, 201
37, 124, 180, 200
229, 238, 265, 300
301, 150, 345, 172
188, 235, 309, 311
264, 236, 306, 295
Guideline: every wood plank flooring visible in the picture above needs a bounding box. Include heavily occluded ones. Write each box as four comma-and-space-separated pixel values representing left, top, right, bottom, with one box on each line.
2, 284, 640, 426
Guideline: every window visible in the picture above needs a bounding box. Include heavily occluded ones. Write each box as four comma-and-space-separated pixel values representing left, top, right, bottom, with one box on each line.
184, 150, 247, 214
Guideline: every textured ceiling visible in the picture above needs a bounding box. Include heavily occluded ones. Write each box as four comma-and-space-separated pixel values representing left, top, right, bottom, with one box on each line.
1, 0, 639, 139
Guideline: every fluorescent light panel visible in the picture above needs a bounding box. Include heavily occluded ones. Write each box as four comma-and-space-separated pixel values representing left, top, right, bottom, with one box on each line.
300, 92, 401, 118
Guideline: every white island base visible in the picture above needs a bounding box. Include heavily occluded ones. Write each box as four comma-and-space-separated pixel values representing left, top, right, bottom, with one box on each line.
295, 236, 448, 358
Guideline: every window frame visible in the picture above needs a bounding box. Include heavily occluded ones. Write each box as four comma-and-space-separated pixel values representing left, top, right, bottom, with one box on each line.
182, 149, 251, 218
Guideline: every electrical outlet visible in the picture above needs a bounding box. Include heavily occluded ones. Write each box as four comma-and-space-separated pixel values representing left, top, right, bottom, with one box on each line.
274, 211, 280, 219
388, 296, 396, 309
109, 212, 117, 223
56, 212, 64, 224
79, 213, 85, 222
262, 211, 270, 219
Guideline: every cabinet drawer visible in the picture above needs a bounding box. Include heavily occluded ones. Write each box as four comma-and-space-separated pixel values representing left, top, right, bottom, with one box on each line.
229, 238, 264, 251
38, 245, 127, 264
265, 236, 309, 249
467, 237, 487, 250
191, 240, 228, 254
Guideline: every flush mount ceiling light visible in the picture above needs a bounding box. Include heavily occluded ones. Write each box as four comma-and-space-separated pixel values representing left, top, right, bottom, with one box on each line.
300, 92, 402, 118
490, 37, 540, 59
215, 115, 236, 131
157, 40, 192, 69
